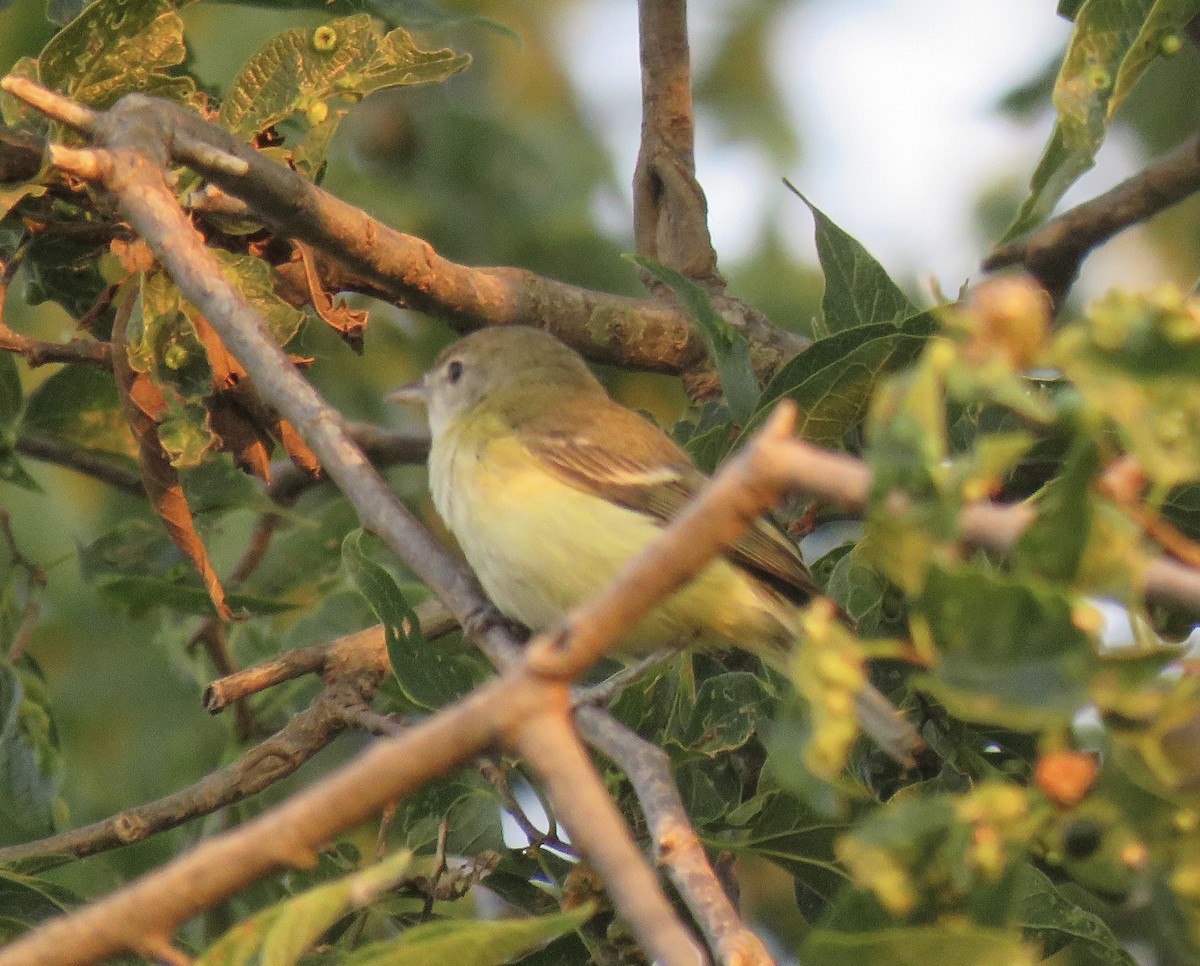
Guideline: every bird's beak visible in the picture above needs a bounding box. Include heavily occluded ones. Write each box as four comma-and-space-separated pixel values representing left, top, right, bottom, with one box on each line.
387, 379, 429, 407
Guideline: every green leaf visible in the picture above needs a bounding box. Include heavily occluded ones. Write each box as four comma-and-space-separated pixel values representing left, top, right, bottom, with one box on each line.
21, 231, 108, 320
0, 352, 22, 431
631, 255, 760, 423
744, 313, 934, 447
21, 366, 132, 460
1012, 438, 1100, 582
786, 183, 914, 333
912, 562, 1097, 731
0, 659, 63, 843
78, 520, 294, 619
342, 529, 474, 711
0, 452, 40, 493
801, 922, 1031, 965
0, 869, 76, 942
219, 14, 471, 139
0, 185, 46, 225
722, 789, 850, 921
341, 903, 594, 966
1003, 0, 1200, 240
209, 251, 307, 348
681, 671, 771, 756
197, 850, 414, 966
39, 0, 195, 111
1014, 864, 1135, 965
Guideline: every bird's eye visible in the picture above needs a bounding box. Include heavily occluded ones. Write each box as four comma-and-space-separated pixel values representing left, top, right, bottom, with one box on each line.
447, 360, 464, 384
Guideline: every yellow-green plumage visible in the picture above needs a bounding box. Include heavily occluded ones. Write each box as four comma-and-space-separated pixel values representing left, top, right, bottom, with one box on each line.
420, 326, 806, 655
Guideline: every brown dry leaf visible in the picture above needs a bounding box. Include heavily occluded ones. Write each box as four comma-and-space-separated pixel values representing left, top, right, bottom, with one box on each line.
296, 241, 367, 352
114, 296, 233, 622
190, 312, 248, 392
208, 390, 273, 482
278, 418, 320, 476
110, 238, 156, 274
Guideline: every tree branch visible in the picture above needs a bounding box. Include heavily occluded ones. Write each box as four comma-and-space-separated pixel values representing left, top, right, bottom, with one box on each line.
634, 0, 719, 286
13, 435, 143, 496
576, 705, 773, 966
983, 133, 1200, 306
0, 642, 385, 866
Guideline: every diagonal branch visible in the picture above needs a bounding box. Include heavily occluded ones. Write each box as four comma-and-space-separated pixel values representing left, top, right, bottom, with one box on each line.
983, 132, 1200, 306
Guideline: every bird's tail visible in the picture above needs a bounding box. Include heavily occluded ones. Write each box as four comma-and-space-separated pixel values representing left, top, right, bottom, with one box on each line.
855, 681, 927, 770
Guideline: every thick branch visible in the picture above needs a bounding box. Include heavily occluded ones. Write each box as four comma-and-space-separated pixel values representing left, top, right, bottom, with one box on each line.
984, 133, 1200, 305
633, 0, 720, 285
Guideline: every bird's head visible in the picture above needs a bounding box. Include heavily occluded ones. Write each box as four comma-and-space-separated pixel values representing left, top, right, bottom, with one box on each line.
389, 326, 605, 437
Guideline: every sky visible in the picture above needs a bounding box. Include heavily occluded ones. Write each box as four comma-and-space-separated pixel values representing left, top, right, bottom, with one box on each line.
562, 0, 1163, 300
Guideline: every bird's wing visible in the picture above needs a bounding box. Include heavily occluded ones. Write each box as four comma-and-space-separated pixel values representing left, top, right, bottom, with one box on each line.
518, 401, 825, 604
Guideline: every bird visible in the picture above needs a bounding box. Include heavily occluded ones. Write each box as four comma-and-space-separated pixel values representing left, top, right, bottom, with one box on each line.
391, 325, 923, 766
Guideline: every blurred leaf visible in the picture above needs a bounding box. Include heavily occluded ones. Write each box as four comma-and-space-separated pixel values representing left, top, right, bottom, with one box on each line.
1054, 290, 1200, 487
219, 14, 470, 141
1162, 482, 1200, 540
1004, 0, 1200, 240
78, 520, 292, 618
341, 903, 593, 966
343, 529, 475, 711
0, 658, 63, 843
912, 562, 1097, 731
181, 456, 279, 517
365, 0, 518, 36
1013, 864, 1135, 964
0, 869, 76, 942
0, 185, 46, 224
0, 352, 22, 431
801, 922, 1031, 965
745, 313, 934, 447
632, 255, 760, 423
695, 2, 798, 161
197, 850, 414, 966
1012, 438, 1100, 582
38, 0, 196, 110
787, 184, 915, 334
21, 366, 134, 461
0, 446, 39, 491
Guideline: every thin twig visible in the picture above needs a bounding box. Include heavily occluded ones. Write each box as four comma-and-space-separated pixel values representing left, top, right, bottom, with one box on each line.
577, 706, 773, 966
14, 435, 143, 496
984, 133, 1200, 306
0, 669, 381, 866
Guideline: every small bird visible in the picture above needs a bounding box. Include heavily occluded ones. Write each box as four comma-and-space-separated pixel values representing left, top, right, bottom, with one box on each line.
391, 325, 921, 765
